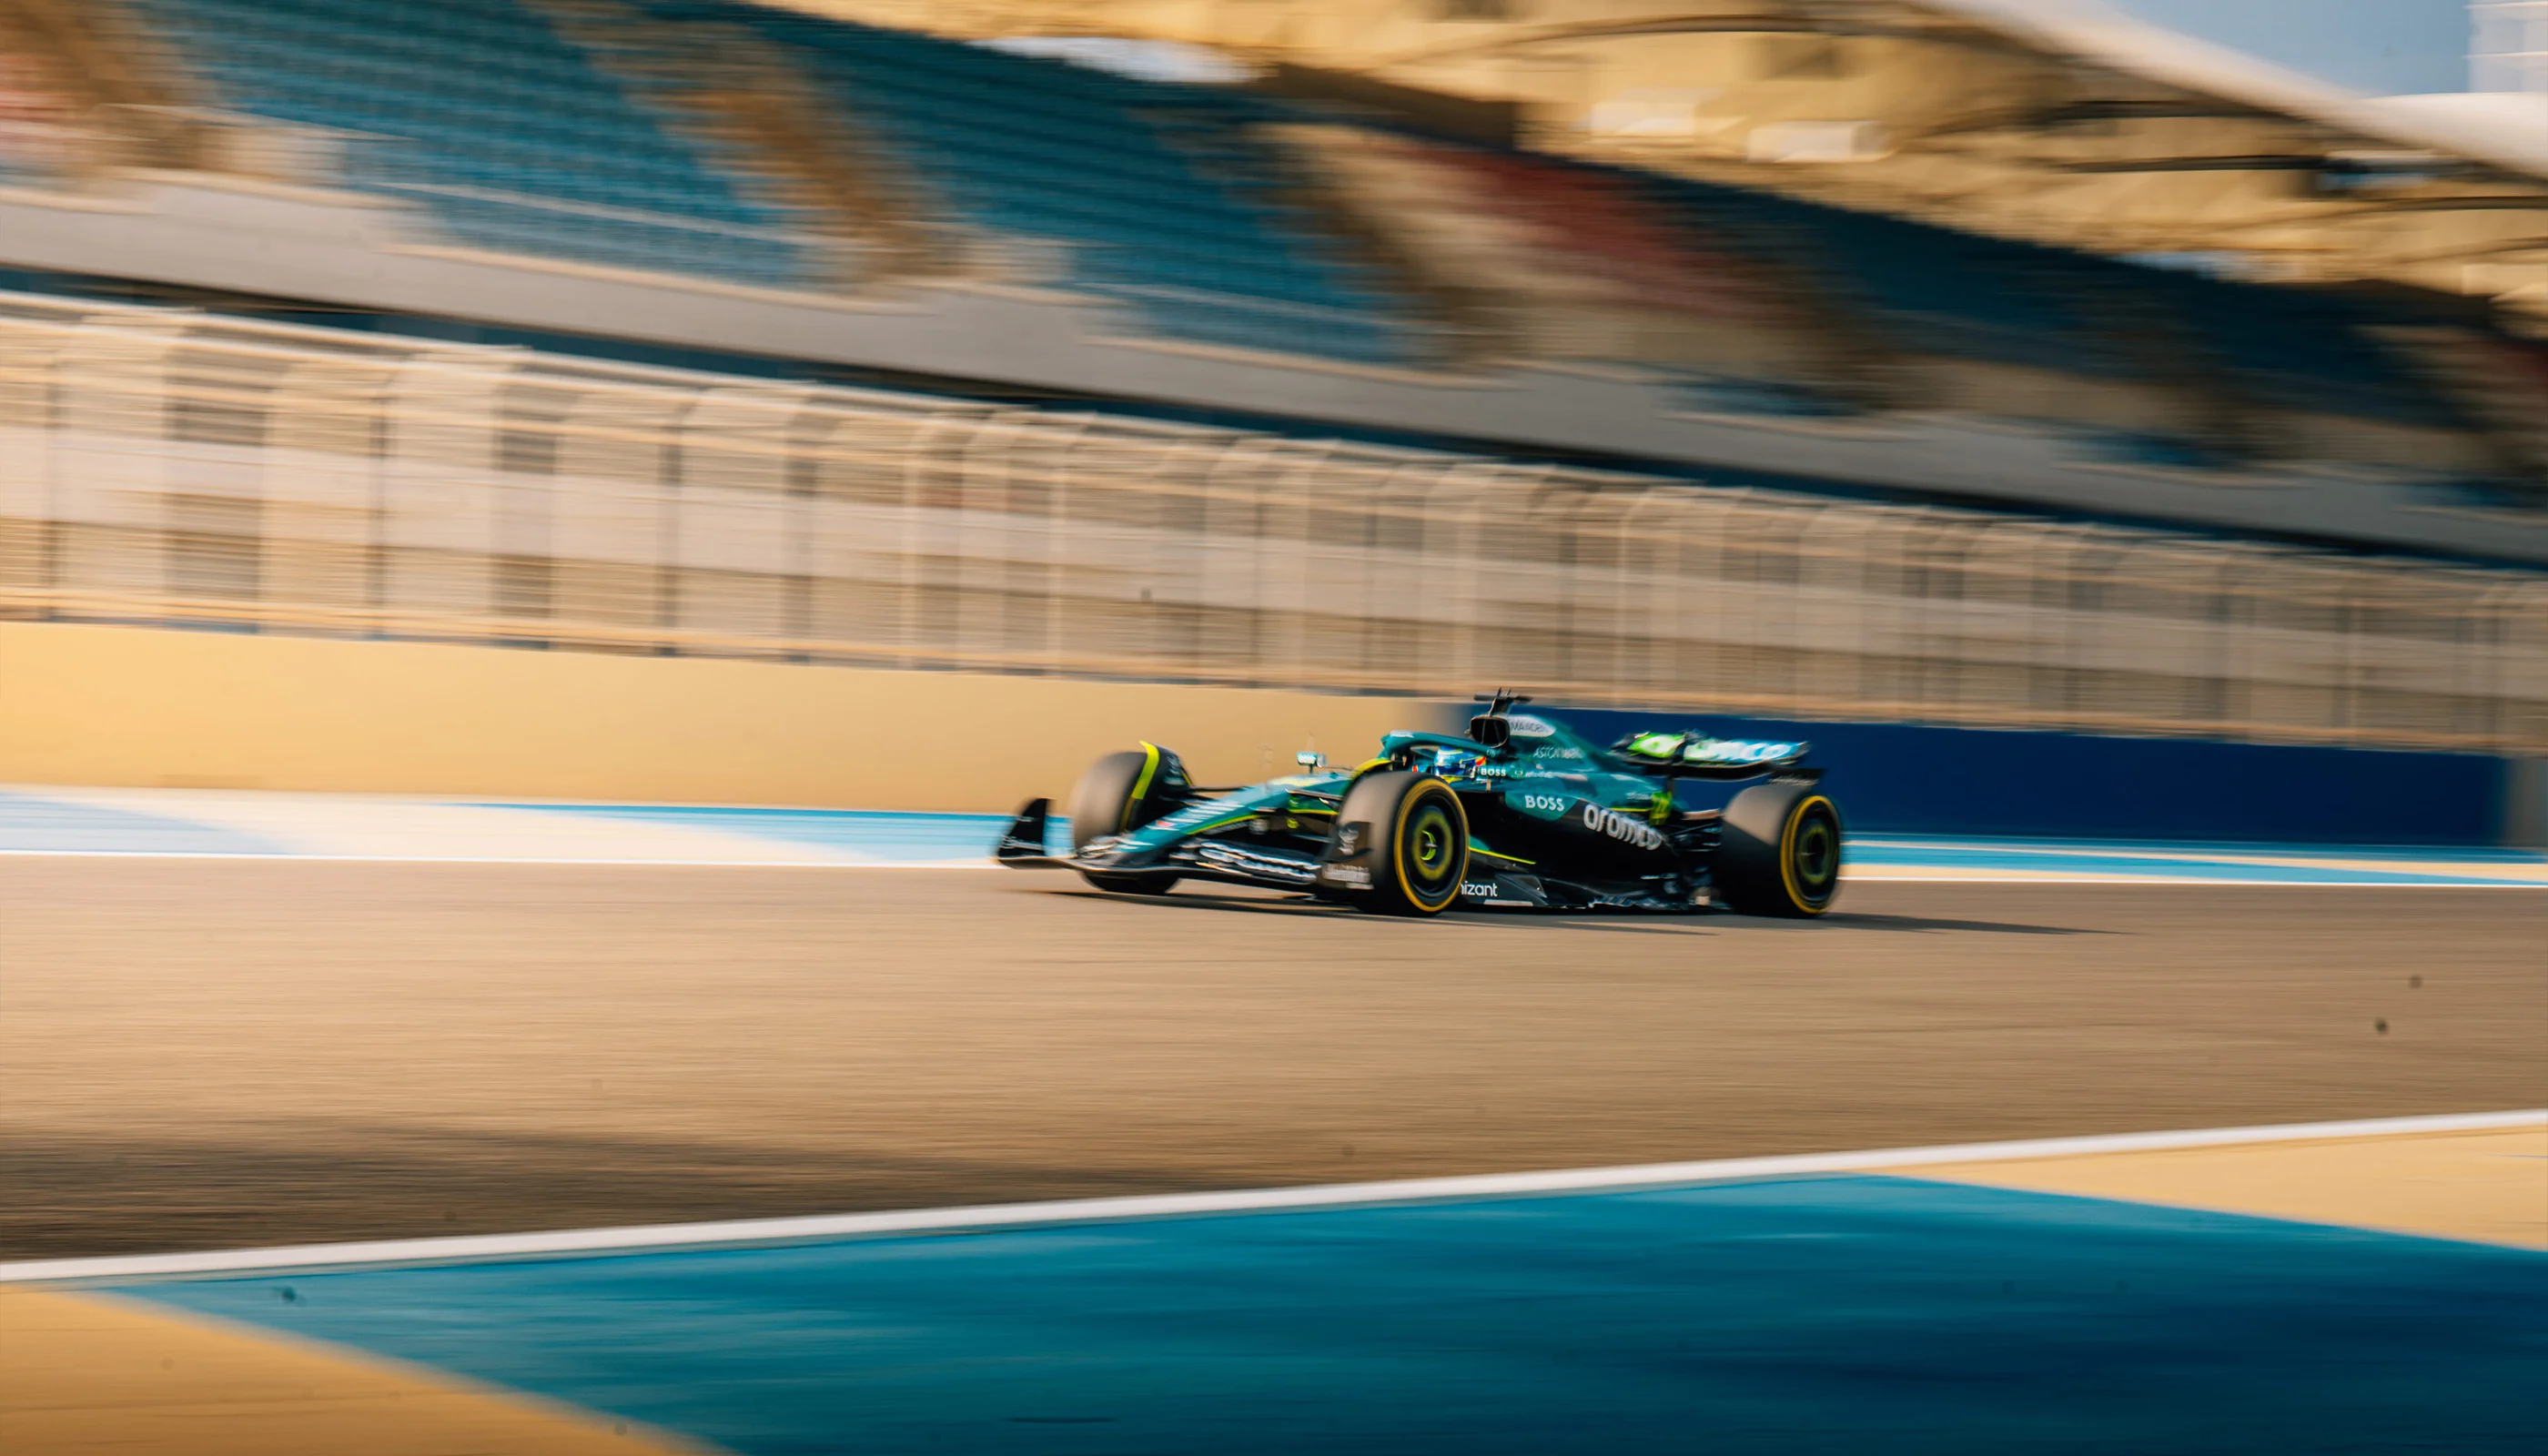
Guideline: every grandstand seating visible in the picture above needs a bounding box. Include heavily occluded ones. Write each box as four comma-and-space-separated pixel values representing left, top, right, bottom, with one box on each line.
2129, 268, 2461, 429
1415, 147, 1795, 328
1288, 123, 2460, 449
1633, 175, 2136, 379
630, 0, 1432, 365
127, 0, 823, 288
0, 44, 78, 186
66, 0, 2494, 446
1280, 125, 1831, 387
1631, 172, 2478, 442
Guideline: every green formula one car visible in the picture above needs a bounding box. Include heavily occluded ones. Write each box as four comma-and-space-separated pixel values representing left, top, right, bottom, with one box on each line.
996, 693, 1842, 917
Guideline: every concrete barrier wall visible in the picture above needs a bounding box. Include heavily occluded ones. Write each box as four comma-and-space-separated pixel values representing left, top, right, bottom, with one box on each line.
0, 622, 1454, 812
15, 287, 2541, 755
3, 180, 2543, 566
1541, 706, 2517, 847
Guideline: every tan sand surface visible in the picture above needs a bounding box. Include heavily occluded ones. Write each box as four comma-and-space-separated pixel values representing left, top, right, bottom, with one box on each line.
1908, 1124, 2548, 1248
0, 1286, 707, 1455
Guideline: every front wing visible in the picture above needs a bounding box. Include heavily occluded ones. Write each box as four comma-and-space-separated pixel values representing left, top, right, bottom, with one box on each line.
996, 796, 1705, 912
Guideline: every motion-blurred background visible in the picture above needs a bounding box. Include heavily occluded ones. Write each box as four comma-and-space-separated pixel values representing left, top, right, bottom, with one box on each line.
4, 9, 2544, 1452
0, 0, 2542, 841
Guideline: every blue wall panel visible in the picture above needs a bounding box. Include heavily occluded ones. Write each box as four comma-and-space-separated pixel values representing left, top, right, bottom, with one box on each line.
1539, 708, 2507, 845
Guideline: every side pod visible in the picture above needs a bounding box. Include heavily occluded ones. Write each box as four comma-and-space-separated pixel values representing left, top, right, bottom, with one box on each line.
995, 798, 1071, 869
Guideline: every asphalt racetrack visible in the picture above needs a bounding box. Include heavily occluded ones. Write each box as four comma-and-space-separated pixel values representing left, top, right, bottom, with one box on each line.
4, 860, 2539, 1261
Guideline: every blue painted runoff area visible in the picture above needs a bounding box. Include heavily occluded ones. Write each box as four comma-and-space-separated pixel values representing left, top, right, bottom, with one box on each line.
0, 791, 284, 855
484, 803, 1019, 861
1541, 706, 2513, 845
1, 792, 2539, 881
1847, 836, 2544, 885
486, 804, 2547, 882
127, 1177, 2546, 1455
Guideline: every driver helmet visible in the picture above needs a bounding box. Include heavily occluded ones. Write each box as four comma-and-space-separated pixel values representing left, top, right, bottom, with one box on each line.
1427, 744, 1487, 779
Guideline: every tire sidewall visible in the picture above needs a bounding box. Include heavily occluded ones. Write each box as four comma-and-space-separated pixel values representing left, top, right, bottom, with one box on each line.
1068, 746, 1185, 895
1717, 782, 1843, 917
1067, 746, 1178, 853
1336, 771, 1470, 915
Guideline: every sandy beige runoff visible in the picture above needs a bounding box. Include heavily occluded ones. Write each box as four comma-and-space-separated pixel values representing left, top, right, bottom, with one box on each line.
0, 1286, 710, 1456
0, 621, 1454, 810
1909, 1124, 2548, 1249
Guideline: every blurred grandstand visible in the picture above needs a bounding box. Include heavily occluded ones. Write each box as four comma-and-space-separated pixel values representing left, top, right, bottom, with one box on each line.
0, 0, 2543, 753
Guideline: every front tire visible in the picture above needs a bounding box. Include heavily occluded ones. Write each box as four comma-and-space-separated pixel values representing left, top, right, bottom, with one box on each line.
1714, 783, 1842, 917
1068, 745, 1183, 895
1332, 771, 1469, 916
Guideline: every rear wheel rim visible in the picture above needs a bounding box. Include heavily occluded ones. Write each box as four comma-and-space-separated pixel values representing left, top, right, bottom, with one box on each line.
1790, 810, 1838, 904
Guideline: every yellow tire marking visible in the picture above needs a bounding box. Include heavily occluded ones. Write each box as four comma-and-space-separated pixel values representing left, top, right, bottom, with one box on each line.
1394, 779, 1467, 914
1777, 794, 1837, 915
1122, 743, 1163, 832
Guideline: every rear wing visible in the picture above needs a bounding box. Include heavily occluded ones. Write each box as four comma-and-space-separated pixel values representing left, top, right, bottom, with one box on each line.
1614, 731, 1815, 781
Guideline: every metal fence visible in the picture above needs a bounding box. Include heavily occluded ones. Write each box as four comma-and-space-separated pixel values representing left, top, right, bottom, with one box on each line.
2, 290, 2543, 752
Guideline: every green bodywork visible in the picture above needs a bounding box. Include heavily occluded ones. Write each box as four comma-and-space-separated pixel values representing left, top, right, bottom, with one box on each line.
1089, 714, 1804, 862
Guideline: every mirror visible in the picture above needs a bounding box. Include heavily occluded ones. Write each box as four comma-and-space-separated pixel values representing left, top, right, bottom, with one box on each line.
1296, 751, 1327, 768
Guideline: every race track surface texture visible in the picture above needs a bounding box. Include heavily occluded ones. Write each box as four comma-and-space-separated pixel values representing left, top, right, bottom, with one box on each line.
2, 861, 2539, 1260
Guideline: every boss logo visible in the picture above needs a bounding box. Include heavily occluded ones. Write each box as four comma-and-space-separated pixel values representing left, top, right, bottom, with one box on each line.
1521, 794, 1569, 814
1580, 803, 1664, 851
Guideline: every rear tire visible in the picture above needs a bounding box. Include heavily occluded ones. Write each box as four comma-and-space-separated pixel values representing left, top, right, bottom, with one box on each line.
1068, 746, 1183, 895
1714, 783, 1842, 917
1332, 771, 1469, 916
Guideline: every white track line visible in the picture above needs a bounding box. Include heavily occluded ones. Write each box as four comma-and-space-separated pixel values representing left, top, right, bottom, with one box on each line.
8, 1109, 2537, 1286
0, 849, 1000, 868
3, 849, 2541, 885
1845, 874, 2547, 887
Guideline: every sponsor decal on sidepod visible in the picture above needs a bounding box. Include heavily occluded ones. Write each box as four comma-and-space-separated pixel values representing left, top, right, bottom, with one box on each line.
1581, 803, 1664, 851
